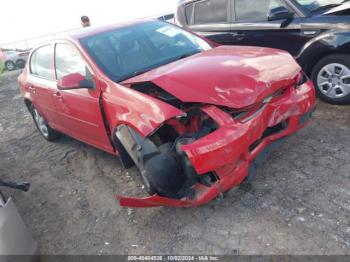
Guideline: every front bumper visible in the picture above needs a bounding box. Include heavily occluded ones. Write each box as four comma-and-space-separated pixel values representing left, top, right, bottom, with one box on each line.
117, 81, 316, 208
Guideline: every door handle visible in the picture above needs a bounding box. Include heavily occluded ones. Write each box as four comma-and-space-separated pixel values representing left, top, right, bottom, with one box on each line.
28, 86, 36, 94
231, 32, 245, 41
53, 92, 63, 99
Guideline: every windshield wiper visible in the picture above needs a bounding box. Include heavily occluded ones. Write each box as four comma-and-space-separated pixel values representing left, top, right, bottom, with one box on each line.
131, 70, 149, 78
118, 51, 201, 82
176, 50, 201, 60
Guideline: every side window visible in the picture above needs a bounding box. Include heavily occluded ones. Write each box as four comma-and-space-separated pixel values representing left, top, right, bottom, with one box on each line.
30, 45, 54, 79
185, 3, 195, 24
193, 0, 229, 25
55, 43, 86, 80
234, 0, 289, 22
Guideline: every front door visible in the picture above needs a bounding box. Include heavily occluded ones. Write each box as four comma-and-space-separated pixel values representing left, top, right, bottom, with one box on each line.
186, 0, 233, 44
230, 0, 309, 57
53, 42, 114, 154
27, 44, 61, 127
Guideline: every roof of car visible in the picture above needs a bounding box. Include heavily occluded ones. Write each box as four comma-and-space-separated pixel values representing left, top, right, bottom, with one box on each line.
64, 19, 154, 41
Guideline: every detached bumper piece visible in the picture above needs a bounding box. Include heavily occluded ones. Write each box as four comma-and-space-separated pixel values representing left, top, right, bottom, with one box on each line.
117, 81, 316, 208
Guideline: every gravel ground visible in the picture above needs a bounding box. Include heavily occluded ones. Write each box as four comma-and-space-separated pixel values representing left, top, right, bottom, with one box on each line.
0, 70, 349, 256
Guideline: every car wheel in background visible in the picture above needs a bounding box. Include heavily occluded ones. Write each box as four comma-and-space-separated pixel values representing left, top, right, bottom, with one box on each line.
30, 105, 61, 141
311, 54, 350, 105
16, 59, 26, 69
5, 61, 16, 71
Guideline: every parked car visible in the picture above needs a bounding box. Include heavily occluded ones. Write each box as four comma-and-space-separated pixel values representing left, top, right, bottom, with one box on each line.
175, 0, 350, 104
18, 20, 315, 208
157, 13, 175, 23
0, 179, 37, 261
1, 49, 29, 71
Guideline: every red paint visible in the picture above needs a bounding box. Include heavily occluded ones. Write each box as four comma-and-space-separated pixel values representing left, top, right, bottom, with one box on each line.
123, 46, 301, 109
57, 73, 85, 90
18, 20, 316, 208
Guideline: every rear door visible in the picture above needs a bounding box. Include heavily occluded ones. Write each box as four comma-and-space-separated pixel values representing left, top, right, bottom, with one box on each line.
230, 0, 308, 56
26, 44, 60, 127
53, 41, 114, 153
185, 0, 233, 44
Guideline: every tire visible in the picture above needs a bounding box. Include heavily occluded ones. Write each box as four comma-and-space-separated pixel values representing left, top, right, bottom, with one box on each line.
5, 61, 16, 71
16, 59, 26, 69
311, 54, 350, 105
30, 105, 61, 141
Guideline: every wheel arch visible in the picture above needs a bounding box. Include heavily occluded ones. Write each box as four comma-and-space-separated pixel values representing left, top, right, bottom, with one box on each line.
300, 50, 350, 76
297, 31, 350, 76
111, 124, 139, 169
24, 98, 32, 111
4, 60, 14, 65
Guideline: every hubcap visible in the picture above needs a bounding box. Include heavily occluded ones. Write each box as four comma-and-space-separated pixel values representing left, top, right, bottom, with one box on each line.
33, 108, 49, 137
317, 63, 350, 99
6, 62, 15, 70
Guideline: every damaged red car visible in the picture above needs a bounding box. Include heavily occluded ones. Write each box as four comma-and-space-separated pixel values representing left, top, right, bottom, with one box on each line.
18, 20, 315, 208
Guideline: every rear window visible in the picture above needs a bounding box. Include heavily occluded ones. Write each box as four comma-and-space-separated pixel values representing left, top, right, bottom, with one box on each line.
193, 0, 229, 25
30, 45, 54, 79
234, 0, 290, 21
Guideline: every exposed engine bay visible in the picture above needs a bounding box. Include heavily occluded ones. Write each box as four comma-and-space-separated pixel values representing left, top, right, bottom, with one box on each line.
114, 53, 315, 208
115, 82, 219, 199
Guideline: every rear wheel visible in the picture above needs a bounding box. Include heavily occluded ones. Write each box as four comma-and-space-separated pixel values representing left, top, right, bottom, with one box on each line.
30, 105, 60, 141
16, 59, 26, 69
5, 61, 16, 71
311, 54, 350, 105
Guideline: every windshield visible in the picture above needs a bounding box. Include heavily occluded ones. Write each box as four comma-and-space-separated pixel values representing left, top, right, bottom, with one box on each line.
295, 0, 346, 12
80, 21, 212, 82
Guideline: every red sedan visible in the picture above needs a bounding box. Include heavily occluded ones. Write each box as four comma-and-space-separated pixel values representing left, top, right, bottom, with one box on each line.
18, 20, 315, 208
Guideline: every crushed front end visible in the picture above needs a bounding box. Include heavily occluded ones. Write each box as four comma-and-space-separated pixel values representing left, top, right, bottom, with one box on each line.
116, 73, 316, 208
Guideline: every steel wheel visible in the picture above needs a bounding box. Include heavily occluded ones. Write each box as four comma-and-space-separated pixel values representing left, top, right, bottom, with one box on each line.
32, 108, 49, 138
317, 63, 350, 99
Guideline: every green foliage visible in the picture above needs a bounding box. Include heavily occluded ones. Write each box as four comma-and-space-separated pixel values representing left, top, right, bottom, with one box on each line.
0, 60, 4, 76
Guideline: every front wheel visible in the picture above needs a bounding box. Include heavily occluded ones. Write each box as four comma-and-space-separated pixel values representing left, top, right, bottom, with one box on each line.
5, 61, 16, 71
30, 105, 60, 141
311, 54, 350, 105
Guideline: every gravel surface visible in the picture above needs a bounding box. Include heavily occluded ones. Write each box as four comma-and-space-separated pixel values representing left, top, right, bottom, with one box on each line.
0, 70, 349, 255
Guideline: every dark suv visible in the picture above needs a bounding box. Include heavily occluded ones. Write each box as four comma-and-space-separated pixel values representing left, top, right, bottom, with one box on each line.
175, 0, 350, 104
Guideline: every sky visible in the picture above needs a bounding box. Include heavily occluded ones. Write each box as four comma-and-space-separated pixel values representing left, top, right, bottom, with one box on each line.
1, 0, 179, 47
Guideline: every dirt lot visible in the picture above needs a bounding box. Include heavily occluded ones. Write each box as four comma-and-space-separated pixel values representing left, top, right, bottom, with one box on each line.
0, 70, 349, 255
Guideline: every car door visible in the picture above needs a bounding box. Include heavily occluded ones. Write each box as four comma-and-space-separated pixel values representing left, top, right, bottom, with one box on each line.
185, 0, 233, 44
230, 0, 309, 56
26, 44, 61, 128
53, 41, 114, 154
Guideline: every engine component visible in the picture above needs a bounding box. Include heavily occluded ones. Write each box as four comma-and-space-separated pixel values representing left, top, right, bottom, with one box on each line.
115, 125, 187, 198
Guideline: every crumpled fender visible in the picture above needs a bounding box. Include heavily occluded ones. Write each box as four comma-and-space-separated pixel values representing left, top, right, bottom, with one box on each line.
116, 81, 316, 208
100, 80, 184, 137
123, 46, 301, 109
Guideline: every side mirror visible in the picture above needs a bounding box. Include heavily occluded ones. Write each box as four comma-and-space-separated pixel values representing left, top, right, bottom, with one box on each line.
57, 72, 95, 90
268, 6, 294, 21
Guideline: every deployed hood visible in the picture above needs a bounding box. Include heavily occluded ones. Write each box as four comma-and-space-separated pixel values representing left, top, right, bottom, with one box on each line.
122, 46, 301, 109
325, 2, 350, 14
